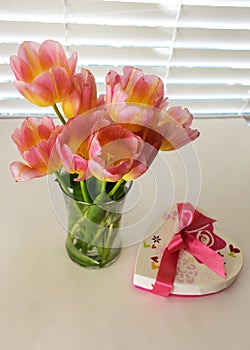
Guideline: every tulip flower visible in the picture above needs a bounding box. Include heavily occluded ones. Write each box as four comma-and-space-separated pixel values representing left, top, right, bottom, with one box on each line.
62, 68, 105, 119
10, 40, 77, 107
158, 106, 200, 151
108, 105, 163, 164
56, 109, 110, 181
106, 66, 168, 109
88, 124, 148, 182
10, 116, 63, 182
108, 103, 199, 152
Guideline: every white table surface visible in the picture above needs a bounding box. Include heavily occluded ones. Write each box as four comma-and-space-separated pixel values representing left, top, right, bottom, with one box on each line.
0, 117, 250, 350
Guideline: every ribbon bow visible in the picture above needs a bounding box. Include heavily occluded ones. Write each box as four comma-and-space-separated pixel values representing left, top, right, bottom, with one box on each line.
152, 203, 226, 297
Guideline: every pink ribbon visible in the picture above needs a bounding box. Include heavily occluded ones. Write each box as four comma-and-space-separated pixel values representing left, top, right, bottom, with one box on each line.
152, 203, 226, 297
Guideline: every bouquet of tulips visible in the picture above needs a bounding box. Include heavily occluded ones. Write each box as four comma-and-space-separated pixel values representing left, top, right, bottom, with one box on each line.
9, 40, 199, 268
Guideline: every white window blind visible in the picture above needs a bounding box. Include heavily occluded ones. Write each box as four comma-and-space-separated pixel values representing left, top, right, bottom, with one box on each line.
0, 0, 250, 121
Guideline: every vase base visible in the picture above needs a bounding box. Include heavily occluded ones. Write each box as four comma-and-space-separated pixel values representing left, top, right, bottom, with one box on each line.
65, 235, 121, 269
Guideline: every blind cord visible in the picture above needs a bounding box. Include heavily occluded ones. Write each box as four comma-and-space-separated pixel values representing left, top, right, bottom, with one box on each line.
63, 0, 70, 57
163, 0, 182, 92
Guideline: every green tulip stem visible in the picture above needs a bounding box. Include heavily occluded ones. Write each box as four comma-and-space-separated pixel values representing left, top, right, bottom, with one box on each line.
80, 180, 92, 203
53, 103, 66, 125
108, 179, 124, 198
101, 180, 106, 193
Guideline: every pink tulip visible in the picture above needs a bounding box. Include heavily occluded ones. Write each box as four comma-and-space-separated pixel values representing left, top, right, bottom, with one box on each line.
10, 116, 63, 181
10, 40, 77, 106
62, 68, 104, 118
106, 66, 168, 109
88, 124, 148, 182
159, 106, 200, 151
106, 102, 199, 153
108, 103, 155, 129
56, 110, 110, 181
106, 103, 163, 153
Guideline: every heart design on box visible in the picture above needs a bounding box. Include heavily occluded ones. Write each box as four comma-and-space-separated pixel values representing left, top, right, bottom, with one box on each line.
228, 244, 241, 257
151, 256, 159, 263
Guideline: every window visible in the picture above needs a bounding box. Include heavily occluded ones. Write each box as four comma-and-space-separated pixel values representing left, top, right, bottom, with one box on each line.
1, 0, 250, 121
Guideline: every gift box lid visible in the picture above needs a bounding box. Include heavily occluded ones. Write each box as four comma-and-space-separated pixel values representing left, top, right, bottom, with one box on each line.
133, 204, 243, 296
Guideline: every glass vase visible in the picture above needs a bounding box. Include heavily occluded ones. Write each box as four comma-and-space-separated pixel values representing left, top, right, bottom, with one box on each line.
61, 183, 130, 269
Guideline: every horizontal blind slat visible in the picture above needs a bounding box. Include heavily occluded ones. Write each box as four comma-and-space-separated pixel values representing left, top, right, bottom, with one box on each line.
69, 45, 170, 67
66, 0, 178, 26
182, 1, 250, 7
0, 0, 64, 22
175, 28, 250, 50
179, 5, 250, 29
0, 0, 178, 27
167, 67, 250, 85
167, 85, 250, 99
171, 49, 250, 68
68, 23, 174, 47
0, 100, 54, 116
0, 21, 175, 48
0, 21, 65, 44
168, 99, 250, 115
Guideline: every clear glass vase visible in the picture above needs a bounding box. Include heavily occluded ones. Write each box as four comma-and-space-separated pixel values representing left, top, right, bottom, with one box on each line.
61, 183, 131, 269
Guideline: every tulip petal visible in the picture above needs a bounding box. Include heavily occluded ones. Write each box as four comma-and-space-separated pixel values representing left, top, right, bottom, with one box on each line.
12, 117, 40, 152
10, 56, 34, 82
78, 68, 98, 110
38, 40, 68, 70
128, 75, 163, 106
12, 126, 27, 153
62, 68, 98, 118
159, 107, 200, 151
17, 41, 41, 76
123, 160, 147, 181
107, 83, 128, 104
97, 94, 106, 106
106, 69, 128, 104
167, 106, 193, 127
48, 66, 72, 102
67, 51, 78, 77
110, 104, 154, 126
72, 154, 89, 181
23, 146, 49, 172
160, 123, 200, 151
62, 88, 81, 118
88, 159, 123, 182
120, 66, 143, 91
10, 161, 46, 182
38, 116, 55, 139
14, 67, 72, 106
56, 142, 73, 173
14, 80, 54, 106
